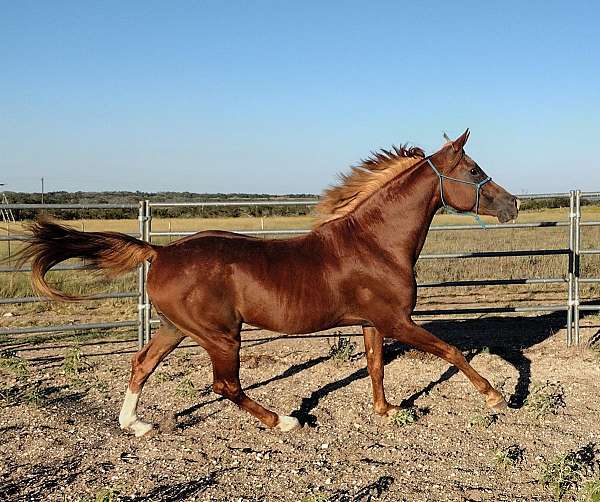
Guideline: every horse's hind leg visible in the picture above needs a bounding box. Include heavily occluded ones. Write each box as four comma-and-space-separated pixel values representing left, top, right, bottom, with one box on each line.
205, 331, 301, 432
119, 321, 185, 436
363, 326, 399, 417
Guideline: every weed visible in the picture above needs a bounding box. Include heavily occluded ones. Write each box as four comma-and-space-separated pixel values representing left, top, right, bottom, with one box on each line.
301, 493, 328, 502
0, 350, 29, 379
494, 444, 525, 468
389, 407, 419, 427
469, 413, 498, 429
63, 345, 91, 379
525, 381, 566, 419
24, 384, 44, 406
154, 372, 171, 384
176, 378, 197, 399
540, 443, 598, 500
579, 479, 600, 502
328, 336, 356, 364
92, 488, 121, 502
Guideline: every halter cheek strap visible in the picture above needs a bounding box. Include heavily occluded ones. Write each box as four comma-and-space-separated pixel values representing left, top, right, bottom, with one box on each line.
426, 157, 492, 227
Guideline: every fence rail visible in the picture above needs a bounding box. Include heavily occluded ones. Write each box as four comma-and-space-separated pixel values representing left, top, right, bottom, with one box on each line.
1, 192, 598, 348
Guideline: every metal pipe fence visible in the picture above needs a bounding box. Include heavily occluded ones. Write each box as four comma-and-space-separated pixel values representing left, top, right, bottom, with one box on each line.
0, 203, 144, 344
1, 192, 598, 348
573, 190, 600, 345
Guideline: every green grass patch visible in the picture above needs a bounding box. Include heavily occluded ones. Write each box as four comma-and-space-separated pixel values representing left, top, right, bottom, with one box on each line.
540, 443, 598, 500
579, 479, 600, 502
389, 407, 419, 427
24, 384, 45, 407
469, 413, 499, 429
328, 335, 357, 364
525, 381, 566, 419
82, 487, 122, 502
300, 493, 329, 502
63, 345, 92, 380
154, 372, 171, 384
0, 350, 29, 379
493, 444, 525, 469
175, 378, 198, 399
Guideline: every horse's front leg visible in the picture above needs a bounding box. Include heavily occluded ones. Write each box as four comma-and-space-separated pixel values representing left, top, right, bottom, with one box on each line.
373, 317, 507, 411
363, 326, 400, 417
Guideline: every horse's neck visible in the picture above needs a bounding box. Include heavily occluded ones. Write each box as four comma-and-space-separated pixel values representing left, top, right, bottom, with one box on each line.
348, 165, 441, 264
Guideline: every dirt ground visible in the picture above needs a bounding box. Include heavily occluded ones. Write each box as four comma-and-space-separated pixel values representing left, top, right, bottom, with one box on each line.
1, 310, 600, 501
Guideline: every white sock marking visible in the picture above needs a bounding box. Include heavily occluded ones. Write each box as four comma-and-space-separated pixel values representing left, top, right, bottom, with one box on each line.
119, 388, 153, 436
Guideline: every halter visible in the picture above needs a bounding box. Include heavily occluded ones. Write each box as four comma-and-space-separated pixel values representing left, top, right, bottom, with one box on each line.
425, 153, 492, 228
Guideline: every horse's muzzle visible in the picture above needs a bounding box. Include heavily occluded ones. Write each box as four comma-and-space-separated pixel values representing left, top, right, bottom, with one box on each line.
496, 195, 519, 223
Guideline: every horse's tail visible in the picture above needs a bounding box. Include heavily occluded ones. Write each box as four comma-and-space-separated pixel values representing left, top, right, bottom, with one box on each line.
16, 216, 160, 302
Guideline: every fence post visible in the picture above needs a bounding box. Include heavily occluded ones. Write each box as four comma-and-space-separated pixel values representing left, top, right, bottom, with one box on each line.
137, 200, 146, 349
574, 190, 581, 345
143, 200, 152, 345
567, 191, 575, 346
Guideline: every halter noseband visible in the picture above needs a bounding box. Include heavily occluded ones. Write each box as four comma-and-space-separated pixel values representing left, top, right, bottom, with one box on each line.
425, 154, 492, 217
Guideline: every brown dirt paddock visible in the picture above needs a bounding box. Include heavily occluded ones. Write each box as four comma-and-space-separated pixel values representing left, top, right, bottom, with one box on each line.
1, 307, 600, 501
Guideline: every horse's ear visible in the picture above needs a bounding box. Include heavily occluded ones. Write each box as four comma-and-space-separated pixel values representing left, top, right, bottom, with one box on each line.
442, 132, 452, 144
451, 129, 470, 152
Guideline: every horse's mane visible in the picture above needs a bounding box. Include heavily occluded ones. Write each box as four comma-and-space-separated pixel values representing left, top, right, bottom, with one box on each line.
315, 144, 426, 226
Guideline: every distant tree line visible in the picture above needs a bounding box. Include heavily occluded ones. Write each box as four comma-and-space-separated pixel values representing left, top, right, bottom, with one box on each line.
2, 191, 318, 220
2, 191, 597, 220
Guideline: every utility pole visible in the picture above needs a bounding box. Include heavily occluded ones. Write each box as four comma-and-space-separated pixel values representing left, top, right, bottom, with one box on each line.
41, 177, 44, 204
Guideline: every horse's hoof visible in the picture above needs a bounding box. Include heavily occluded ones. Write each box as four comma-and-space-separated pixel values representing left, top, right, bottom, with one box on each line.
121, 419, 154, 437
486, 392, 508, 412
275, 415, 302, 432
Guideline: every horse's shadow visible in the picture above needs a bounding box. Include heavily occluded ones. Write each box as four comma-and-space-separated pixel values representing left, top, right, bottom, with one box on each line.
178, 305, 598, 428
291, 306, 597, 426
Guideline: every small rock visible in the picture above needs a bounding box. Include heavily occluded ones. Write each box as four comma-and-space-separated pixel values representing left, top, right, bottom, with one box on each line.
2, 312, 14, 317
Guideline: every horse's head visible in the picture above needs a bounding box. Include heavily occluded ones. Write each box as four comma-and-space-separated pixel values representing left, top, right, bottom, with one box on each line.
428, 129, 519, 223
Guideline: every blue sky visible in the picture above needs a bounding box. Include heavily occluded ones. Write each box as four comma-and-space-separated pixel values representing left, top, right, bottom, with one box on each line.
1, 1, 599, 195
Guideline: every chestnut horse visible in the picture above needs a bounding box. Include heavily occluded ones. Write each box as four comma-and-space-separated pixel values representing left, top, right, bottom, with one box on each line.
19, 130, 518, 436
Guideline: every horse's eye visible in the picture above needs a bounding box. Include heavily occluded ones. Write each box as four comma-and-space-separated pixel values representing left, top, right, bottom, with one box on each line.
470, 168, 478, 175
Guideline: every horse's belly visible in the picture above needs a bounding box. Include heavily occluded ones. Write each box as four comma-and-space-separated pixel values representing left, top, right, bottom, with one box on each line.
241, 302, 340, 335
